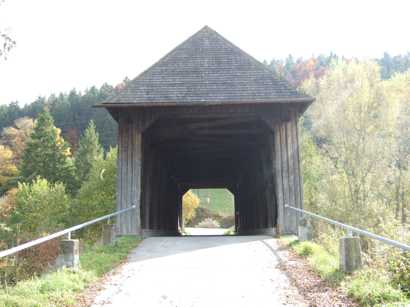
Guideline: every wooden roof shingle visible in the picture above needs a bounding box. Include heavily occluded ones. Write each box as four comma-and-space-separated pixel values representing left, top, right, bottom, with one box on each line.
101, 26, 313, 107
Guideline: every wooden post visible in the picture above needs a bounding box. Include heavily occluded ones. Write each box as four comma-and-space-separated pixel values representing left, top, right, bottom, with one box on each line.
269, 110, 303, 235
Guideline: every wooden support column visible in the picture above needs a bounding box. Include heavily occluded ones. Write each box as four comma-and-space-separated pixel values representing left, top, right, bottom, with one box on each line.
117, 114, 142, 235
141, 139, 154, 231
272, 110, 303, 235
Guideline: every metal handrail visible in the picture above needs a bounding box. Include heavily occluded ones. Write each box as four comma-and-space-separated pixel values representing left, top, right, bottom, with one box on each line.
0, 205, 136, 258
285, 205, 410, 252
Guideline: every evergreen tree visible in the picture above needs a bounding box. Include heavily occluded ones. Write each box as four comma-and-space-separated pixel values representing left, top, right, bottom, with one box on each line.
20, 110, 76, 193
74, 120, 103, 184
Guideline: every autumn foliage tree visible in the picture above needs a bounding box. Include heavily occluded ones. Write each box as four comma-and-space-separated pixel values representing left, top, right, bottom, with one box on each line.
1, 117, 34, 164
0, 145, 17, 190
182, 190, 200, 225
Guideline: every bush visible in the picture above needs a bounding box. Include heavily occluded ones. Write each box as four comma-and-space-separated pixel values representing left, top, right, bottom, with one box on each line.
12, 178, 70, 237
388, 252, 410, 294
186, 207, 221, 227
196, 218, 220, 228
16, 239, 61, 281
294, 241, 315, 256
187, 207, 235, 228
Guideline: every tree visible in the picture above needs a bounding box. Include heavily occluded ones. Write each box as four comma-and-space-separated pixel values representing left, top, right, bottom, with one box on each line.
182, 190, 200, 224
0, 188, 17, 249
74, 120, 103, 185
20, 110, 76, 193
384, 71, 410, 224
1, 117, 34, 164
72, 147, 117, 226
0, 145, 17, 191
302, 60, 394, 231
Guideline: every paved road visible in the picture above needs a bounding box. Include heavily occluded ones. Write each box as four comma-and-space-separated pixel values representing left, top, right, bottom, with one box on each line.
91, 236, 306, 307
184, 227, 228, 235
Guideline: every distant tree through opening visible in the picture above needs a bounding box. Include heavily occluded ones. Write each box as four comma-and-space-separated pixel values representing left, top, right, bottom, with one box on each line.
182, 188, 235, 236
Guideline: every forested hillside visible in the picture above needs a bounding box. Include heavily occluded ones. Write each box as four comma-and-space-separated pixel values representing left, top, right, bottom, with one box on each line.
0, 83, 125, 150
1, 53, 409, 151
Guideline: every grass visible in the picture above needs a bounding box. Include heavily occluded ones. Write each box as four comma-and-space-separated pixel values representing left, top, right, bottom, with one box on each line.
345, 268, 408, 306
280, 235, 344, 285
192, 188, 234, 216
0, 235, 140, 307
280, 235, 409, 306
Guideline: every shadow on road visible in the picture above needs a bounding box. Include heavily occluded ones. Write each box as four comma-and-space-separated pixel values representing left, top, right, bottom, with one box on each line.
128, 235, 276, 263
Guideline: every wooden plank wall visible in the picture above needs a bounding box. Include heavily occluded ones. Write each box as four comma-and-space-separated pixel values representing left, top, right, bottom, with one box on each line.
117, 114, 142, 235
274, 110, 303, 234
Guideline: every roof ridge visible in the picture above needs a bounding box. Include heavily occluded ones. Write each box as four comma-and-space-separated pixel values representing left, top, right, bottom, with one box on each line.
133, 26, 212, 82
205, 28, 298, 93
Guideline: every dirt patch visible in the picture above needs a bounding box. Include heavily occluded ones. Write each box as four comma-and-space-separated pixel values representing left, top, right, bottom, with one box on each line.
276, 243, 358, 307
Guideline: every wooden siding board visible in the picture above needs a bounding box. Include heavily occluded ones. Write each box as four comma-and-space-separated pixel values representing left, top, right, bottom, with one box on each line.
280, 124, 291, 233
295, 114, 304, 210
274, 125, 284, 234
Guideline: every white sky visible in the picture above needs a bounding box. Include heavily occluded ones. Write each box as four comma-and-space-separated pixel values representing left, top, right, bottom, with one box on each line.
0, 0, 409, 105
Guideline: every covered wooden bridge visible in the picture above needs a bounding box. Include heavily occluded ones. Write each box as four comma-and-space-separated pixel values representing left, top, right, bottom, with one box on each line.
99, 26, 313, 237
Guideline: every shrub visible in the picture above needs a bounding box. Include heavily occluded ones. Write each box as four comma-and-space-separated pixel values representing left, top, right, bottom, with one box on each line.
196, 218, 220, 228
17, 239, 60, 280
294, 241, 315, 256
12, 178, 70, 237
186, 207, 222, 227
388, 252, 410, 294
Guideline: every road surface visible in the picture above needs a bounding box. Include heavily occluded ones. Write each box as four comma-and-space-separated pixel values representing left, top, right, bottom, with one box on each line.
91, 235, 307, 307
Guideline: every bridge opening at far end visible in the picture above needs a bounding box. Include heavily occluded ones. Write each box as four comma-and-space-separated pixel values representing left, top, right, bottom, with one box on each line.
182, 188, 235, 236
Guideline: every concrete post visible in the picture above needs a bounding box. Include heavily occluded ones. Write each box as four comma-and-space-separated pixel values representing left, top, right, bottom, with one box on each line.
102, 224, 115, 245
339, 235, 362, 273
56, 239, 80, 270
298, 217, 312, 241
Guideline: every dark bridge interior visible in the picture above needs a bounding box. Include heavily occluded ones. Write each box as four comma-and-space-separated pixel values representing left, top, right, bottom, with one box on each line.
140, 114, 278, 236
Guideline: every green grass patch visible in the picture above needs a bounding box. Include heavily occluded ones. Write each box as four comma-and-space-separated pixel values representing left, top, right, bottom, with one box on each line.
280, 235, 343, 285
345, 268, 408, 307
0, 235, 140, 307
280, 235, 409, 306
192, 189, 234, 216
81, 235, 140, 276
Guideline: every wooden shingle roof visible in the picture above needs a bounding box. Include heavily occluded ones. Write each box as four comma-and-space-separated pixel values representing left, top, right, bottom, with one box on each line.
101, 26, 313, 107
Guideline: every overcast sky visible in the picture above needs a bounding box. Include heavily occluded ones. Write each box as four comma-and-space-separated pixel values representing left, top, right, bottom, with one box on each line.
0, 0, 409, 105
